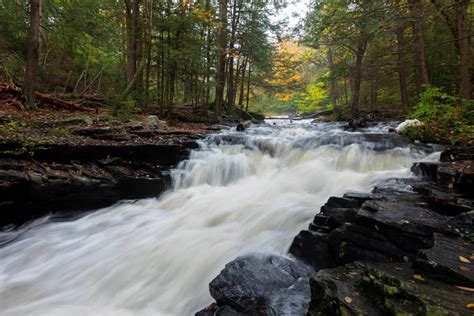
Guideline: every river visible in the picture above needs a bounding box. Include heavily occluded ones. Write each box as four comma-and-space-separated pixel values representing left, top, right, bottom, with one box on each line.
0, 120, 439, 315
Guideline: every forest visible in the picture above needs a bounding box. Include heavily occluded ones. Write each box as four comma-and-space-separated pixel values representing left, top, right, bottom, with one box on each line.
0, 0, 473, 138
1, 1, 474, 315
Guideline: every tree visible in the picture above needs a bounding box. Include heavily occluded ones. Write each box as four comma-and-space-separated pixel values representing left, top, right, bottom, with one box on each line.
456, 0, 471, 99
24, 0, 42, 105
215, 0, 227, 117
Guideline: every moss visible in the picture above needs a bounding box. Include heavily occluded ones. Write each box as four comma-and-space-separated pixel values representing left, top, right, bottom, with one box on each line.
49, 128, 72, 137
339, 305, 351, 316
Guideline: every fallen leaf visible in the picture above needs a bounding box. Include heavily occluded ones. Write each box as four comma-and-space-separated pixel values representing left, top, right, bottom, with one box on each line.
467, 303, 474, 310
344, 296, 352, 304
413, 274, 425, 281
460, 266, 471, 272
456, 286, 474, 292
459, 256, 471, 263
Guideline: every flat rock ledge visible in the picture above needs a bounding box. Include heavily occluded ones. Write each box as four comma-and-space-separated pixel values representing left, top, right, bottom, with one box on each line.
197, 147, 474, 315
0, 139, 200, 228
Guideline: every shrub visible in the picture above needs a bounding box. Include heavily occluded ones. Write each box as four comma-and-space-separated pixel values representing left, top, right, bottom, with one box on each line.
402, 86, 474, 145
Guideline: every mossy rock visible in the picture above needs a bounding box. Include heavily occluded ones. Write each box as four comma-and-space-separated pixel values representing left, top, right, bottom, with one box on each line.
308, 262, 473, 316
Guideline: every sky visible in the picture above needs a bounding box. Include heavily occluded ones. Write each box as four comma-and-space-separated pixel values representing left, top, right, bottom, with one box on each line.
272, 0, 312, 35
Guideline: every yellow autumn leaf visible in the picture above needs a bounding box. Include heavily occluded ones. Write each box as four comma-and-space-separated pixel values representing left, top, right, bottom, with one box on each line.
459, 256, 471, 263
467, 303, 474, 310
413, 274, 425, 281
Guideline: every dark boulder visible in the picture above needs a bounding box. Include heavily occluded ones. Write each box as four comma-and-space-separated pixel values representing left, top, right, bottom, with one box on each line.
208, 254, 312, 315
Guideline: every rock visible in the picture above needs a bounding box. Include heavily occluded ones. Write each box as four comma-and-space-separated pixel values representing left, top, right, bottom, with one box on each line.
0, 140, 197, 227
416, 233, 474, 287
448, 211, 474, 236
195, 305, 242, 316
395, 119, 423, 133
73, 126, 119, 137
236, 123, 245, 132
437, 161, 473, 196
440, 147, 474, 162
308, 262, 473, 315
411, 162, 439, 180
294, 133, 413, 151
143, 115, 161, 128
54, 115, 94, 126
208, 254, 312, 315
290, 177, 458, 270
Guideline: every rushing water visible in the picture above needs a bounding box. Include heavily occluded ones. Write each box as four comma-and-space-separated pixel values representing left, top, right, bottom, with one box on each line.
0, 120, 439, 316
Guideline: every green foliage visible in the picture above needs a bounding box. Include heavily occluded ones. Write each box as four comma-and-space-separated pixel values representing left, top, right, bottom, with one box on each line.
403, 86, 474, 145
294, 82, 330, 114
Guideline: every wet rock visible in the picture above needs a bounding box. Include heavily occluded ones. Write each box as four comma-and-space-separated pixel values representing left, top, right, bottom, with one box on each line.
0, 139, 197, 227
294, 133, 413, 151
416, 233, 474, 287
208, 254, 312, 315
236, 123, 245, 132
411, 162, 439, 180
308, 262, 473, 316
437, 161, 473, 196
441, 147, 474, 162
195, 304, 242, 316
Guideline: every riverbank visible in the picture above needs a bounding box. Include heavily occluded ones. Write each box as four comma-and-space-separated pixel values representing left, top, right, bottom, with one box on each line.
198, 147, 474, 315
0, 104, 221, 227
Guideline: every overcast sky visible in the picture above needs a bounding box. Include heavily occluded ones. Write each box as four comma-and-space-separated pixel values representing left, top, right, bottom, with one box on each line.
272, 0, 311, 34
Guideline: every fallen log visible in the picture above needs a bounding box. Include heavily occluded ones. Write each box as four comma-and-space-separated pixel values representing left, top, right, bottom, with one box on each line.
0, 83, 24, 99
0, 81, 93, 112
34, 92, 94, 112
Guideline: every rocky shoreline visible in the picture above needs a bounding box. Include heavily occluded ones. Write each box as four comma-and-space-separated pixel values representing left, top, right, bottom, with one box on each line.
197, 147, 474, 315
0, 114, 217, 228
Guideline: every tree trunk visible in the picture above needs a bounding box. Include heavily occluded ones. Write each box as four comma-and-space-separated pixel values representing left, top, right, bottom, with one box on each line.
144, 0, 153, 108
395, 24, 409, 112
457, 0, 471, 99
245, 63, 251, 113
226, 0, 241, 113
238, 58, 247, 110
325, 40, 339, 117
408, 0, 430, 93
350, 36, 367, 120
24, 0, 41, 105
215, 0, 227, 117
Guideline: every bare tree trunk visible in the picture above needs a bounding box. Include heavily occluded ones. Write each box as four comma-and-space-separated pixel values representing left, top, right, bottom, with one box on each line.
226, 0, 241, 113
457, 0, 471, 99
370, 79, 377, 112
144, 0, 153, 108
325, 40, 339, 117
215, 0, 227, 117
24, 0, 41, 105
395, 24, 409, 112
408, 0, 430, 93
238, 58, 247, 110
245, 63, 251, 113
350, 36, 367, 120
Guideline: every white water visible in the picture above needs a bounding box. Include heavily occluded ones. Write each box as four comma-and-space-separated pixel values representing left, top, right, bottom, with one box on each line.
0, 121, 439, 316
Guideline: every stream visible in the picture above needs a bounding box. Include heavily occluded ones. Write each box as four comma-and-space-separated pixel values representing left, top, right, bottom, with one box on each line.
0, 120, 439, 315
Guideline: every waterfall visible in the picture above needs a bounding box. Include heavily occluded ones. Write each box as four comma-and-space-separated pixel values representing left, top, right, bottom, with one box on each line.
0, 120, 439, 316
